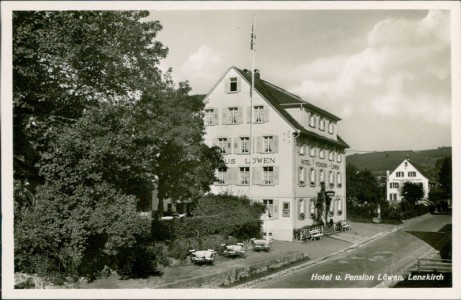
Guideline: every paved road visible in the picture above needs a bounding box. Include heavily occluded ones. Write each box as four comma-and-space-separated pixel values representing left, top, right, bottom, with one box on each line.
253, 214, 451, 288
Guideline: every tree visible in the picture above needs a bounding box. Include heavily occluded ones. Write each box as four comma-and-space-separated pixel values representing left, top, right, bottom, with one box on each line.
346, 164, 380, 206
13, 11, 223, 278
400, 182, 424, 204
13, 11, 168, 208
437, 156, 452, 200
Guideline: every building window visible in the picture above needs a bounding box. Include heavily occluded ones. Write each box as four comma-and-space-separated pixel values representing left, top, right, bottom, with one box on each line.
240, 137, 250, 154
204, 109, 214, 125
328, 151, 335, 161
337, 198, 343, 215
230, 77, 238, 92
408, 171, 416, 177
298, 199, 306, 220
239, 167, 249, 185
390, 182, 399, 188
254, 105, 264, 122
337, 172, 342, 188
217, 167, 227, 185
263, 167, 274, 185
299, 167, 305, 185
309, 113, 316, 128
396, 172, 404, 177
310, 168, 316, 186
319, 169, 325, 183
319, 149, 325, 159
329, 201, 334, 216
299, 144, 306, 155
319, 118, 325, 131
390, 193, 398, 201
263, 199, 277, 219
310, 146, 316, 157
263, 136, 273, 153
329, 171, 334, 188
337, 153, 342, 163
228, 107, 238, 124
310, 199, 315, 217
218, 138, 228, 154
328, 122, 334, 134
282, 202, 290, 217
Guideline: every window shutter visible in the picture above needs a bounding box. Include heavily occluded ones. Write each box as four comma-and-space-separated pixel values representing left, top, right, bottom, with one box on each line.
252, 167, 262, 185
256, 136, 263, 153
247, 106, 252, 123
227, 167, 237, 185
237, 107, 243, 124
273, 166, 279, 185
273, 200, 279, 219
224, 78, 230, 93
237, 77, 242, 92
233, 138, 239, 154
222, 109, 228, 125
213, 109, 219, 125
226, 139, 232, 154
272, 136, 279, 153
264, 105, 269, 122
223, 170, 228, 185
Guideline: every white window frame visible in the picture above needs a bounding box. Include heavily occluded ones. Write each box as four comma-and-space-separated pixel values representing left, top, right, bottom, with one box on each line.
329, 151, 335, 161
299, 167, 305, 185
310, 146, 316, 157
329, 171, 334, 188
254, 105, 264, 123
319, 118, 325, 131
204, 109, 214, 125
263, 199, 275, 219
240, 137, 250, 154
408, 171, 416, 177
390, 182, 399, 188
229, 77, 238, 92
396, 172, 404, 177
328, 122, 334, 134
319, 149, 325, 159
319, 169, 325, 183
337, 153, 342, 163
228, 107, 238, 124
309, 113, 316, 128
337, 172, 342, 188
239, 167, 249, 185
263, 136, 273, 153
310, 168, 316, 186
217, 168, 227, 184
263, 166, 274, 185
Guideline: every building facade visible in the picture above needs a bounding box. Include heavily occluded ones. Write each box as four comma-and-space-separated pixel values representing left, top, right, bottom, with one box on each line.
386, 158, 439, 202
203, 67, 349, 241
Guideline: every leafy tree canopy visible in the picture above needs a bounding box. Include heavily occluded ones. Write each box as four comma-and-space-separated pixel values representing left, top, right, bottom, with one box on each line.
400, 182, 425, 204
346, 164, 380, 206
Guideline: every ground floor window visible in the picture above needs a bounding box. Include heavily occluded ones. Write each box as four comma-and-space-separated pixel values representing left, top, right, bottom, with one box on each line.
298, 199, 306, 220
217, 167, 227, 184
337, 198, 343, 215
390, 193, 398, 201
263, 199, 278, 219
263, 166, 274, 185
282, 202, 290, 217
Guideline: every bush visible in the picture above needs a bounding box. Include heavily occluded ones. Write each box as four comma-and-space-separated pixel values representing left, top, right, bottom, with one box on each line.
171, 194, 265, 241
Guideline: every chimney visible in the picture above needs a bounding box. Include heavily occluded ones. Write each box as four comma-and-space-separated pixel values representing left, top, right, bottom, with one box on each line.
254, 69, 260, 80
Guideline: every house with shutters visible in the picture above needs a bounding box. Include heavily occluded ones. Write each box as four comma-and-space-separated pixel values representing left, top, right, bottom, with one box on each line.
202, 66, 349, 241
386, 158, 439, 203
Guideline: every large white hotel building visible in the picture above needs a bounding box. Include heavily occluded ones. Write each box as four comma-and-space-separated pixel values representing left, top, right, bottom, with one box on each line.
202, 66, 349, 241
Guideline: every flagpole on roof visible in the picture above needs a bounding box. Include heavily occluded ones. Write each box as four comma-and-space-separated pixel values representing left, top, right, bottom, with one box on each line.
249, 15, 255, 201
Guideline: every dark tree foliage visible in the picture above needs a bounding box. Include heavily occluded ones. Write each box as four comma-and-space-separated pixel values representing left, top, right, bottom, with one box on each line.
346, 164, 380, 206
13, 11, 222, 279
437, 156, 452, 199
400, 181, 425, 204
13, 11, 167, 204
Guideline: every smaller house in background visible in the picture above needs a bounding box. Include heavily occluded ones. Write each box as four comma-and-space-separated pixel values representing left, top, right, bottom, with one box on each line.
386, 158, 439, 202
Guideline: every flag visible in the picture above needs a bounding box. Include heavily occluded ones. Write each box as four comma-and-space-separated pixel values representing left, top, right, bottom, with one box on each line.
250, 23, 255, 50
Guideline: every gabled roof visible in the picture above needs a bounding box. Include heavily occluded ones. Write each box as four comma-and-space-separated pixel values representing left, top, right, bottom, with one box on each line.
393, 159, 439, 184
233, 67, 349, 149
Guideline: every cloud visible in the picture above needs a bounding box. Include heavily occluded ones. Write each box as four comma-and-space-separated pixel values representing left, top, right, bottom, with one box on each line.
179, 45, 224, 92
291, 10, 451, 125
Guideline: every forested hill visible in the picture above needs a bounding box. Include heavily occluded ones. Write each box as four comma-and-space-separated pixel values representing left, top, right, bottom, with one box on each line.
346, 147, 452, 177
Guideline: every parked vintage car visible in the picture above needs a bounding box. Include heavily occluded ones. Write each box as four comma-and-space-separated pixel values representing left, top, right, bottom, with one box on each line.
189, 249, 217, 265
220, 243, 247, 258
250, 238, 272, 252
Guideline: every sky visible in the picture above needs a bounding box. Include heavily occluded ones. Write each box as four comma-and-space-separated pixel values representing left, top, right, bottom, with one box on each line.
148, 9, 452, 153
